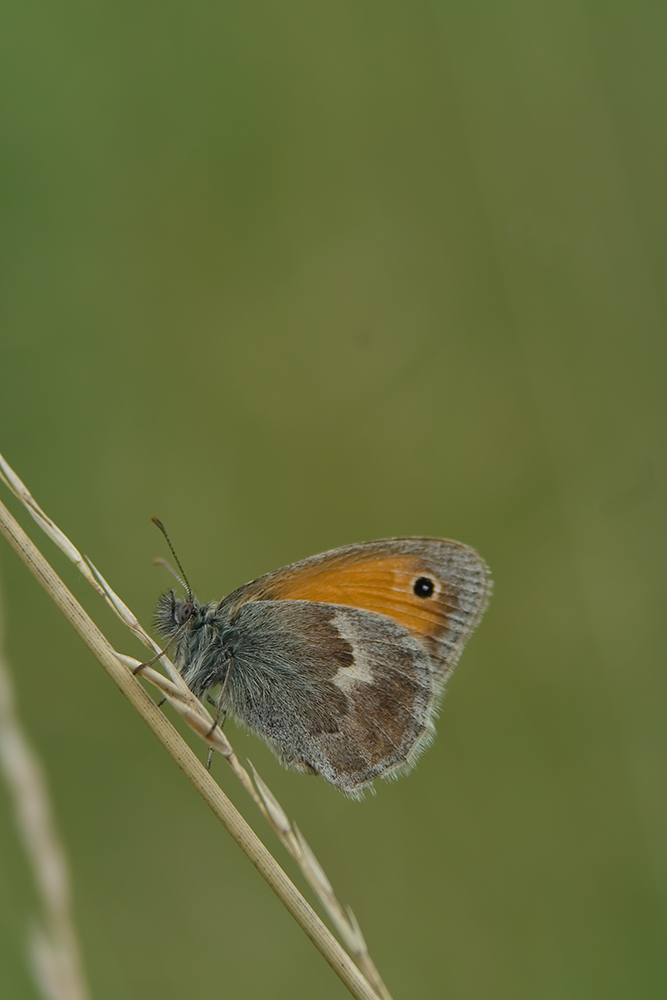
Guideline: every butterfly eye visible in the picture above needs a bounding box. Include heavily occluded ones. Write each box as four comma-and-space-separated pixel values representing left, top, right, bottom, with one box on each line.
413, 576, 435, 598
176, 601, 195, 625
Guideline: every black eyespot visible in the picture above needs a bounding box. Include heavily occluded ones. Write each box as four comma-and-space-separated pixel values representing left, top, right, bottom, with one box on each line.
176, 601, 195, 625
413, 577, 435, 598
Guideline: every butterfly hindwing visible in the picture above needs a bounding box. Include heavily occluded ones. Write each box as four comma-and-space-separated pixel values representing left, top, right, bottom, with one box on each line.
220, 598, 436, 793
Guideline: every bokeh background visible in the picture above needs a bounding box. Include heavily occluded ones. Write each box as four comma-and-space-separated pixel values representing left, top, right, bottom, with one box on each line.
0, 2, 665, 998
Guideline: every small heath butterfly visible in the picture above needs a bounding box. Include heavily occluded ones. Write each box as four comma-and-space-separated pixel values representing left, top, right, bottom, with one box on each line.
154, 537, 491, 795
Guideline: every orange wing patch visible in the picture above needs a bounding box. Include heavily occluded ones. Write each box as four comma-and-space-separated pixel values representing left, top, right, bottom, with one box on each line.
262, 555, 458, 641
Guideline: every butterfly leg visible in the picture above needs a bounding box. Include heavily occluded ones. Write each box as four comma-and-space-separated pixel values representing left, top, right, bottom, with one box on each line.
205, 654, 232, 771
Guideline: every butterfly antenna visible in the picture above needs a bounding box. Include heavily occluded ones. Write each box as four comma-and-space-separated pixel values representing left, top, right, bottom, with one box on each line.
152, 557, 188, 593
151, 517, 193, 599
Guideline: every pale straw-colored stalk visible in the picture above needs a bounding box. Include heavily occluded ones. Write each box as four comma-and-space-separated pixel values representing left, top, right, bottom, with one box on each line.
0, 586, 91, 1000
0, 451, 393, 1000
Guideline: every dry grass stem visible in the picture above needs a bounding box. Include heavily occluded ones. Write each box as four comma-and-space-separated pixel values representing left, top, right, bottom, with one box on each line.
0, 587, 91, 1000
0, 451, 394, 1000
250, 767, 393, 1000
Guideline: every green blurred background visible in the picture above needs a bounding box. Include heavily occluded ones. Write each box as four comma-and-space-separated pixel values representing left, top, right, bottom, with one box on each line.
0, 2, 665, 998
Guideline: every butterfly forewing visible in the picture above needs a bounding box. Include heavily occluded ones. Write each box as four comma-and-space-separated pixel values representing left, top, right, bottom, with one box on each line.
224, 538, 490, 681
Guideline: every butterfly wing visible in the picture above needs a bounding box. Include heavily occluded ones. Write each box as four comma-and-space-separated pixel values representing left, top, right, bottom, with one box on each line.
221, 598, 438, 794
221, 538, 491, 683
204, 538, 491, 792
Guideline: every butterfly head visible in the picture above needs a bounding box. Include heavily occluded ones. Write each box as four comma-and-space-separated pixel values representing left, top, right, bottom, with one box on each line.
151, 516, 205, 639
154, 588, 200, 638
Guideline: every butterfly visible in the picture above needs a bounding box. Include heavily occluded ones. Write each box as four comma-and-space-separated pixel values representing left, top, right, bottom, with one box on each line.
154, 537, 491, 796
